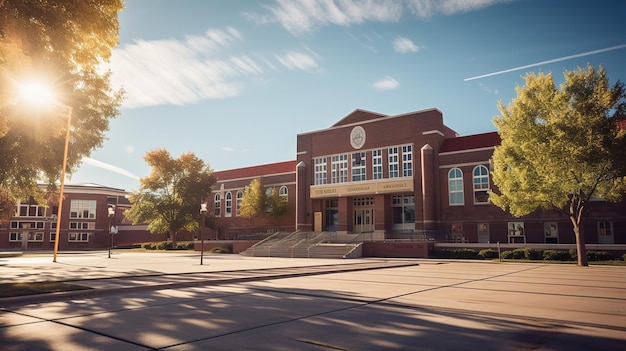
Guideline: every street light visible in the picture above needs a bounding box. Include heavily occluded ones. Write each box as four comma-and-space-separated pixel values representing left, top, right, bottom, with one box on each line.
52, 104, 72, 263
108, 205, 116, 258
200, 203, 208, 265
18, 81, 72, 263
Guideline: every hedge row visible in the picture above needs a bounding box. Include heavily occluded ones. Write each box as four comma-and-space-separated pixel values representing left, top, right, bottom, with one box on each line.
142, 241, 195, 250
432, 248, 621, 261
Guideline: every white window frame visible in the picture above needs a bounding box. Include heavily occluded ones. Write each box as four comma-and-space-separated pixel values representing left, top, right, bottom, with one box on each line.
473, 165, 490, 204
314, 157, 327, 185
17, 201, 45, 217
70, 200, 97, 219
402, 145, 413, 177
225, 192, 232, 217
331, 154, 348, 183
214, 193, 221, 217
448, 168, 464, 206
68, 232, 90, 242
372, 149, 382, 180
279, 186, 288, 198
236, 190, 243, 216
388, 147, 399, 178
351, 152, 366, 182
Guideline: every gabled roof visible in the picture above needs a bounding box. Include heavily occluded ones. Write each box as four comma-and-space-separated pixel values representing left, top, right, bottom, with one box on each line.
331, 109, 388, 127
212, 160, 296, 181
440, 132, 501, 153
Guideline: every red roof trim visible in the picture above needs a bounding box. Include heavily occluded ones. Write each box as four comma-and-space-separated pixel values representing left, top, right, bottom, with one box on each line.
440, 132, 501, 153
213, 160, 296, 181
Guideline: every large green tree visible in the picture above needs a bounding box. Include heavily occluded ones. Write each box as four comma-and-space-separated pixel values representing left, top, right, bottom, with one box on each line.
491, 65, 626, 266
125, 150, 215, 246
0, 0, 124, 214
239, 178, 288, 223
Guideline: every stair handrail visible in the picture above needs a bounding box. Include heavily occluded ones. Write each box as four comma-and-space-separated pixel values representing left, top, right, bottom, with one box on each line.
245, 231, 290, 256
345, 230, 374, 254
305, 232, 334, 257
268, 229, 302, 256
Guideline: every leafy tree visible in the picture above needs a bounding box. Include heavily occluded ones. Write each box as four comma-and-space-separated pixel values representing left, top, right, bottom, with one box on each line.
0, 0, 124, 215
239, 178, 288, 222
125, 150, 215, 246
490, 65, 626, 266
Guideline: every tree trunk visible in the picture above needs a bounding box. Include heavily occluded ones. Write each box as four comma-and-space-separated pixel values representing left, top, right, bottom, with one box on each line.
571, 219, 589, 267
569, 192, 588, 267
170, 230, 177, 249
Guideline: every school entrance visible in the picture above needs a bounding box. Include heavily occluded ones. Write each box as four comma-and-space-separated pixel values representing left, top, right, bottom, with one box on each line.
353, 197, 374, 232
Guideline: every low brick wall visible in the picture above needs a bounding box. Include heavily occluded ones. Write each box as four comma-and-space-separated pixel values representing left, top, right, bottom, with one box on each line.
194, 240, 259, 254
362, 242, 432, 258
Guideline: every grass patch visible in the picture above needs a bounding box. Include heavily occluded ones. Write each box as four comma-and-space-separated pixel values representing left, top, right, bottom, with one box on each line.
0, 282, 91, 298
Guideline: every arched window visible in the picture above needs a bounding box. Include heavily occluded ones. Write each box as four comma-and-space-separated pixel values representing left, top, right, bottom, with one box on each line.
236, 190, 243, 216
279, 186, 288, 198
214, 193, 221, 216
473, 165, 490, 204
448, 168, 464, 206
225, 192, 232, 217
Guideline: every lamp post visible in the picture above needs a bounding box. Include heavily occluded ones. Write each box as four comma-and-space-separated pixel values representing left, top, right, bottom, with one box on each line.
52, 104, 72, 263
108, 205, 116, 258
200, 203, 208, 265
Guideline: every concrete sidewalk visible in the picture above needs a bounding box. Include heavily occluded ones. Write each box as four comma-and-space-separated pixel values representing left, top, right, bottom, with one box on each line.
1, 252, 626, 350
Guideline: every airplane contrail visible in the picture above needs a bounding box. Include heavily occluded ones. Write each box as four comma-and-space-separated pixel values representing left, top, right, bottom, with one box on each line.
464, 44, 626, 81
82, 157, 141, 180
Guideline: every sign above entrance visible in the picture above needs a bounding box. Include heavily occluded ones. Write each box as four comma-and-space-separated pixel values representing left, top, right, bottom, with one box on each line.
350, 126, 366, 149
310, 178, 413, 198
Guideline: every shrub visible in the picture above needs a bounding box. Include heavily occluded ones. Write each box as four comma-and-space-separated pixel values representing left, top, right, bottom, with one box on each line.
478, 248, 499, 259
157, 241, 173, 250
524, 248, 544, 260
622, 253, 626, 262
587, 251, 614, 261
511, 248, 526, 259
210, 245, 232, 254
432, 248, 478, 259
142, 243, 156, 250
542, 250, 571, 261
500, 250, 514, 259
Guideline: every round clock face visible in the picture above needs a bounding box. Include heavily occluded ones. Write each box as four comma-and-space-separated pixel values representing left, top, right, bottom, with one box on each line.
350, 126, 366, 149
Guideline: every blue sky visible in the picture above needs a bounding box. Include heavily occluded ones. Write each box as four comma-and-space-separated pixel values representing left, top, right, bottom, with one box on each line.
69, 0, 626, 191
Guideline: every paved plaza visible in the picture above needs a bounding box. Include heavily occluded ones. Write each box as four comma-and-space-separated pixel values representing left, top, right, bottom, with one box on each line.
1, 251, 625, 350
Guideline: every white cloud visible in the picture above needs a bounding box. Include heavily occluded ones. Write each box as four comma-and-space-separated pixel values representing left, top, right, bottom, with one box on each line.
107, 27, 259, 108
249, 0, 403, 35
82, 157, 141, 180
406, 0, 514, 19
373, 76, 399, 90
124, 145, 135, 154
393, 37, 420, 53
276, 50, 321, 72
247, 0, 513, 34
222, 146, 234, 152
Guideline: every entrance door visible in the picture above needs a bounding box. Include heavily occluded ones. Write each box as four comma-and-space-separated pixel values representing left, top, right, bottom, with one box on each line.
354, 208, 374, 232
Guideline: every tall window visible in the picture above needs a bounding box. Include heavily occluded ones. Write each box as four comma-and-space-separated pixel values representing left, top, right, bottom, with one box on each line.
225, 192, 232, 217
331, 154, 348, 183
68, 233, 89, 242
314, 157, 327, 185
372, 149, 382, 180
70, 200, 96, 219
388, 147, 399, 178
17, 201, 45, 217
236, 190, 243, 216
402, 145, 413, 177
279, 186, 288, 198
392, 195, 415, 228
214, 194, 221, 216
448, 168, 464, 205
351, 152, 366, 181
473, 165, 490, 204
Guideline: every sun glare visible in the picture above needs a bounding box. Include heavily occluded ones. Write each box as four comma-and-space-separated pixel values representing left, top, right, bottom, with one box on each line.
19, 82, 55, 106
